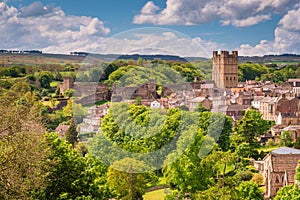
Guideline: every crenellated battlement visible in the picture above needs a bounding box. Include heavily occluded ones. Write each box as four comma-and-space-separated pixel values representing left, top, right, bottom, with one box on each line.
213, 50, 238, 58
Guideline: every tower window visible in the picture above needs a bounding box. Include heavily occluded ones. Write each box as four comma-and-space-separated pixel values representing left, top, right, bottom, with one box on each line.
234, 77, 236, 80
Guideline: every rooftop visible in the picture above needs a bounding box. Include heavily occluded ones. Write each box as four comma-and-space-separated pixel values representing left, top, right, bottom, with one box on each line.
271, 147, 300, 155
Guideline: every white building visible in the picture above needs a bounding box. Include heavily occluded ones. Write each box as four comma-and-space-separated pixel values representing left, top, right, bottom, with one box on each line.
150, 100, 161, 109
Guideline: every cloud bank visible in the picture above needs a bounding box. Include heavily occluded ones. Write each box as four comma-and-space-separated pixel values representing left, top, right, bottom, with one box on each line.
0, 1, 300, 57
133, 0, 299, 27
239, 5, 300, 56
0, 2, 110, 53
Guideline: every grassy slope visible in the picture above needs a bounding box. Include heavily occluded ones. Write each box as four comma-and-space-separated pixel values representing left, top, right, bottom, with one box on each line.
143, 189, 165, 200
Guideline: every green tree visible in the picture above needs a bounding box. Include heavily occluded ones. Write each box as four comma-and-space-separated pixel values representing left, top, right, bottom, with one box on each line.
55, 86, 61, 96
194, 102, 209, 112
89, 67, 103, 82
38, 71, 53, 88
279, 131, 293, 147
134, 97, 142, 105
63, 99, 87, 124
64, 89, 74, 97
274, 185, 300, 200
34, 133, 112, 200
294, 137, 300, 149
238, 181, 263, 200
266, 138, 275, 147
0, 92, 47, 200
234, 109, 273, 146
65, 118, 79, 149
107, 158, 157, 200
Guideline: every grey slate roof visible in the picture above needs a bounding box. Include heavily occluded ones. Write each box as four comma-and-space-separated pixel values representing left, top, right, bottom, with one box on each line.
271, 147, 300, 155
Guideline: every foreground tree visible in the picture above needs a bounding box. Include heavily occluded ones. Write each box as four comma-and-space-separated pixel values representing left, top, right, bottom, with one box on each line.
107, 158, 157, 200
238, 181, 263, 200
34, 133, 112, 200
275, 185, 300, 200
0, 90, 47, 199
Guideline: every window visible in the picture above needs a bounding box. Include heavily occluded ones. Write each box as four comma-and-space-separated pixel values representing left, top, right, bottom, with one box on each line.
276, 175, 280, 183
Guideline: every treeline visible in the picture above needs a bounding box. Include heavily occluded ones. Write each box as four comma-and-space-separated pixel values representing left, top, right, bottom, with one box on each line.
238, 63, 300, 83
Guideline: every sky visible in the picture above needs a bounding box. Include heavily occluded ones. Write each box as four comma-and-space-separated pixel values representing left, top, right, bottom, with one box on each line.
1, 0, 300, 57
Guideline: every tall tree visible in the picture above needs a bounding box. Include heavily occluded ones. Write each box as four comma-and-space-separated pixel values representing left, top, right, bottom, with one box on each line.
0, 90, 47, 200
234, 109, 273, 146
107, 158, 157, 200
65, 118, 79, 149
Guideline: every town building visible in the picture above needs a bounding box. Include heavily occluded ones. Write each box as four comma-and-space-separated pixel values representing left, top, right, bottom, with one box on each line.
111, 80, 157, 102
254, 147, 300, 198
189, 96, 213, 111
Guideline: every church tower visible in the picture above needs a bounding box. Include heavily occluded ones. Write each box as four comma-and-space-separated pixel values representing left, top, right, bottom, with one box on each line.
212, 50, 238, 88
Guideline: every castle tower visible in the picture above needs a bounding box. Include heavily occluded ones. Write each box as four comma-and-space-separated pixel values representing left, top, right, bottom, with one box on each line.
212, 50, 238, 88
59, 77, 74, 94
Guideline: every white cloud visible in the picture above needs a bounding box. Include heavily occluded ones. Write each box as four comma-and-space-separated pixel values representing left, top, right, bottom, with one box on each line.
91, 30, 222, 58
221, 14, 271, 27
0, 2, 110, 53
239, 6, 300, 56
133, 0, 299, 27
141, 1, 159, 15
0, 2, 223, 57
279, 6, 300, 31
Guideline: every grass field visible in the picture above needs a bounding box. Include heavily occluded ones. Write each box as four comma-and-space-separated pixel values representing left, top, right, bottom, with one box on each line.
143, 189, 165, 200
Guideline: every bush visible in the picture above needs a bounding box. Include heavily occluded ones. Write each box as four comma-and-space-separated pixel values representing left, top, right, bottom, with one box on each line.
266, 138, 275, 147
251, 173, 264, 185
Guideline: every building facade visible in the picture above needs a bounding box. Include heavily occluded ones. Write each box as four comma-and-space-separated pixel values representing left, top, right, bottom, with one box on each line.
212, 50, 238, 88
254, 147, 300, 198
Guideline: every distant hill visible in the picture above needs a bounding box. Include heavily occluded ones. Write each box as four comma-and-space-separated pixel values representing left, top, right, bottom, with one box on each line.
0, 51, 299, 66
238, 54, 300, 63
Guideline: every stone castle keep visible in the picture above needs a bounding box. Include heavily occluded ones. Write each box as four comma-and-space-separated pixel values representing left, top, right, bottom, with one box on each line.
212, 50, 238, 88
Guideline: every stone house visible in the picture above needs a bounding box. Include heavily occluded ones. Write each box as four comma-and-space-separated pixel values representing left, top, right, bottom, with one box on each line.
83, 116, 101, 126
80, 124, 99, 134
251, 96, 264, 109
257, 95, 300, 125
189, 96, 213, 111
55, 124, 70, 138
111, 80, 157, 101
287, 79, 300, 96
254, 147, 300, 198
237, 93, 254, 106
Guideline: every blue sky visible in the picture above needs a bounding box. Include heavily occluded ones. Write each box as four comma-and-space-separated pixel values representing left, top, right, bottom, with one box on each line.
1, 0, 300, 57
